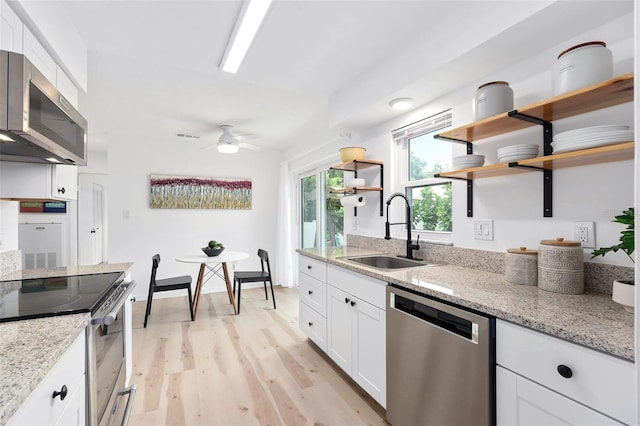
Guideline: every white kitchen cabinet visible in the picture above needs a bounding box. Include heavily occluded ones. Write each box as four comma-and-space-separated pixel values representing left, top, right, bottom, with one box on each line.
56, 65, 79, 109
496, 319, 634, 425
0, 161, 77, 201
497, 366, 623, 426
1, 0, 23, 53
326, 265, 386, 407
8, 331, 85, 426
23, 26, 56, 84
298, 255, 328, 351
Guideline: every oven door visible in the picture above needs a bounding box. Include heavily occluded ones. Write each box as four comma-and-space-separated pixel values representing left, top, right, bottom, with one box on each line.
87, 283, 136, 426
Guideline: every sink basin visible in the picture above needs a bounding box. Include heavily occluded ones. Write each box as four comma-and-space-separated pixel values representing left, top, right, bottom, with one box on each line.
344, 255, 437, 270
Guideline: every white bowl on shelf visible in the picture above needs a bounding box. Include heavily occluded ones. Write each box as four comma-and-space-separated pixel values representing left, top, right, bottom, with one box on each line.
452, 154, 485, 169
346, 178, 365, 187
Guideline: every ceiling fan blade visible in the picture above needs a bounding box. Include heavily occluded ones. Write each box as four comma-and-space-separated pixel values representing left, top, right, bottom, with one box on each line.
239, 142, 261, 151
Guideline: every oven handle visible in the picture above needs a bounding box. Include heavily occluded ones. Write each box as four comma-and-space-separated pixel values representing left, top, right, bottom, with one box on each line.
92, 281, 136, 326
106, 384, 137, 426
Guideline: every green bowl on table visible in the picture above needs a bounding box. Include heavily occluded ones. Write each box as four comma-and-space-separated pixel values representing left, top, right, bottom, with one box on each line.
202, 247, 224, 257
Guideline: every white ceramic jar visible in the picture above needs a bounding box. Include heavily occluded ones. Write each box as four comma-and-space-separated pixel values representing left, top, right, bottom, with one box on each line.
553, 41, 613, 96
538, 237, 584, 294
473, 81, 514, 121
506, 247, 538, 286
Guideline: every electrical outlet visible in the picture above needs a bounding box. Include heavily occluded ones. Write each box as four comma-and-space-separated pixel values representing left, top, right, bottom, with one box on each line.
573, 221, 595, 248
474, 219, 493, 241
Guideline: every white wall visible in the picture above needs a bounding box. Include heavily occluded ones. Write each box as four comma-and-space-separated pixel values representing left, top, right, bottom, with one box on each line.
81, 53, 283, 302
0, 201, 19, 252
327, 11, 635, 268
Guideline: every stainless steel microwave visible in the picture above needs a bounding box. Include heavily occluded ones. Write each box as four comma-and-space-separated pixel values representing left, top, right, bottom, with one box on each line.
0, 50, 87, 165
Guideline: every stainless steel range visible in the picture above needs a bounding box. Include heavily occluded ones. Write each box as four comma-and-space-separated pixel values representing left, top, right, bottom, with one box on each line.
0, 272, 136, 426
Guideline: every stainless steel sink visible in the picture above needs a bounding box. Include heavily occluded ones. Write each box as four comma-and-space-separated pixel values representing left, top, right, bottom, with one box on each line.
344, 255, 438, 270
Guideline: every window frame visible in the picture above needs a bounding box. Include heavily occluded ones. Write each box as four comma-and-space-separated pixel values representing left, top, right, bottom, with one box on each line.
394, 110, 453, 242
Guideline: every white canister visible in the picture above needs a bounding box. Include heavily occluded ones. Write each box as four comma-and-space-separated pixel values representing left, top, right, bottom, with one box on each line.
506, 247, 538, 286
553, 41, 613, 96
473, 81, 514, 121
538, 237, 584, 294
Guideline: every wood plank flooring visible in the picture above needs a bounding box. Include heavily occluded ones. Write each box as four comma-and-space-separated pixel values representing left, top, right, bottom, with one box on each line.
129, 286, 387, 425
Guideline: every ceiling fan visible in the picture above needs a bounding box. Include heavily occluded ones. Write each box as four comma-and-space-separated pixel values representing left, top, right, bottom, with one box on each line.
176, 125, 260, 154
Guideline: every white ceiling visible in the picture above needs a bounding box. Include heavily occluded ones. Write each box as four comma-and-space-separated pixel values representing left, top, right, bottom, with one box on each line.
53, 0, 632, 156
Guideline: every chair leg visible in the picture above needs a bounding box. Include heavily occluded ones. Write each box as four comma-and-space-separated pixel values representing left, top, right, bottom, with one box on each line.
263, 280, 268, 300
237, 281, 242, 314
233, 278, 236, 298
144, 292, 154, 328
269, 280, 276, 310
187, 286, 194, 321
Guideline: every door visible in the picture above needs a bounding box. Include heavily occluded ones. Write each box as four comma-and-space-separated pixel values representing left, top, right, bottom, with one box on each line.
299, 167, 344, 248
497, 367, 624, 426
327, 285, 352, 374
78, 174, 106, 265
353, 299, 386, 406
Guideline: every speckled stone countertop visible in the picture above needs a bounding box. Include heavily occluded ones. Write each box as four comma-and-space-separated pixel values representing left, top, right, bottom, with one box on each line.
298, 247, 634, 362
0, 262, 133, 426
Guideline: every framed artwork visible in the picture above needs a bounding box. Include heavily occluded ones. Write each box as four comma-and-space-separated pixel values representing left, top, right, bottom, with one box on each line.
150, 175, 252, 209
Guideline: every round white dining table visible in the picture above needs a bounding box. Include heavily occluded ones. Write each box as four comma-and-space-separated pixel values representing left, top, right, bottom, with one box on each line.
176, 251, 249, 318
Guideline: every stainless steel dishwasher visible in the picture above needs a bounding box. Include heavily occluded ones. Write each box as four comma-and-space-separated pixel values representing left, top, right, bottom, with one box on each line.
386, 285, 495, 426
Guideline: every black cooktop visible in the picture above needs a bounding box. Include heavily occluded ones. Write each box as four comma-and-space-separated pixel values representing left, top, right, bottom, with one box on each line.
0, 272, 125, 323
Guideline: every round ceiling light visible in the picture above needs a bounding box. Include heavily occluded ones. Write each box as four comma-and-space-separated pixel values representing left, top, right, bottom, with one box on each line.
217, 142, 239, 154
389, 97, 414, 111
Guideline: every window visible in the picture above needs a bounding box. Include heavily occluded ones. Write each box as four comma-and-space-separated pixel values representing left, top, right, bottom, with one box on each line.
393, 111, 453, 234
299, 167, 344, 248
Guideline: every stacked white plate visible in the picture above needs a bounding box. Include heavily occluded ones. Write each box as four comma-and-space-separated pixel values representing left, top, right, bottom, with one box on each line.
452, 154, 485, 169
552, 125, 633, 154
497, 144, 539, 163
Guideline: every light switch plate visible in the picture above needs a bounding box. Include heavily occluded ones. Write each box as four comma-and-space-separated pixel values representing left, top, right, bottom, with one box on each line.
474, 219, 494, 241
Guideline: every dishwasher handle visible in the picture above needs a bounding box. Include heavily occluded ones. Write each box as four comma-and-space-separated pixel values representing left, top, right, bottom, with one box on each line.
390, 291, 480, 344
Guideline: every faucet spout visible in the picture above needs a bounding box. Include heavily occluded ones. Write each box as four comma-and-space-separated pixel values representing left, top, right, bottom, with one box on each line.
384, 192, 420, 259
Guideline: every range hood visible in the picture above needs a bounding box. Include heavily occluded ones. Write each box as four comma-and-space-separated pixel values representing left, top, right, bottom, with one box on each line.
0, 50, 87, 165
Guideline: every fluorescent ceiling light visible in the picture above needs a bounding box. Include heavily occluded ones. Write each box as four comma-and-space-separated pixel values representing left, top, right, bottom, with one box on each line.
0, 133, 15, 142
217, 142, 239, 154
389, 98, 414, 111
46, 157, 62, 163
220, 0, 273, 74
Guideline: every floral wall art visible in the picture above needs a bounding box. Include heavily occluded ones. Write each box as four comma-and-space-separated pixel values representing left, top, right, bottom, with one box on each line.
150, 175, 252, 209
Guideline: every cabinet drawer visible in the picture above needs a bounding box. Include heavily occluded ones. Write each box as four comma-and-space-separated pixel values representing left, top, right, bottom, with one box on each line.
327, 265, 386, 309
497, 320, 634, 425
299, 301, 327, 352
299, 256, 327, 282
299, 273, 327, 316
8, 331, 85, 425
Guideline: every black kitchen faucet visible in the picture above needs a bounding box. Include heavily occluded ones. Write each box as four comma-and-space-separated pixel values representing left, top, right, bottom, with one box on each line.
384, 192, 420, 260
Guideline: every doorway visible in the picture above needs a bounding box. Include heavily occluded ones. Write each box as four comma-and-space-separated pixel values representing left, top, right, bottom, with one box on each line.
78, 173, 107, 265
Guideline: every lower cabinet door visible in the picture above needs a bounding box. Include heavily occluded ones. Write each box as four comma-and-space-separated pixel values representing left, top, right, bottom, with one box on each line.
299, 301, 327, 352
353, 298, 386, 408
327, 285, 353, 374
497, 367, 624, 426
54, 374, 86, 426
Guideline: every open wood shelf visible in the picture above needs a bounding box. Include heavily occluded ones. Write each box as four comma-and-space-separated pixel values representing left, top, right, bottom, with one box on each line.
330, 186, 383, 194
330, 159, 384, 216
330, 159, 384, 171
436, 73, 633, 143
437, 142, 635, 180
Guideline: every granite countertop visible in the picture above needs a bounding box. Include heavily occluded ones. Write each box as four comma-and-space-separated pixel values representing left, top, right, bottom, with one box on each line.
298, 247, 634, 362
0, 262, 134, 426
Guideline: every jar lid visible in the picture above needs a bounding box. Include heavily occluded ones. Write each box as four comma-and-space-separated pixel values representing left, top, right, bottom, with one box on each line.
507, 247, 538, 255
478, 81, 509, 89
540, 237, 581, 247
557, 41, 607, 59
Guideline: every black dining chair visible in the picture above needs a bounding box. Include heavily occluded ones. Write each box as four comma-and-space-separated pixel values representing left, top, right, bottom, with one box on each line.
233, 249, 276, 314
144, 254, 194, 328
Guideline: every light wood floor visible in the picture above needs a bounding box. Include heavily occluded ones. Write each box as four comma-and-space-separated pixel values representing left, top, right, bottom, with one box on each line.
129, 286, 387, 426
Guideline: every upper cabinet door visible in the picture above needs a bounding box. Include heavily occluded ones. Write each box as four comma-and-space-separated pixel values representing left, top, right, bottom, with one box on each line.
23, 26, 56, 84
0, 0, 23, 53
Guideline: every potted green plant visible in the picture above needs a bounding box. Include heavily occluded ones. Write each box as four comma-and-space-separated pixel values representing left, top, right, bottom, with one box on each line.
591, 207, 634, 312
